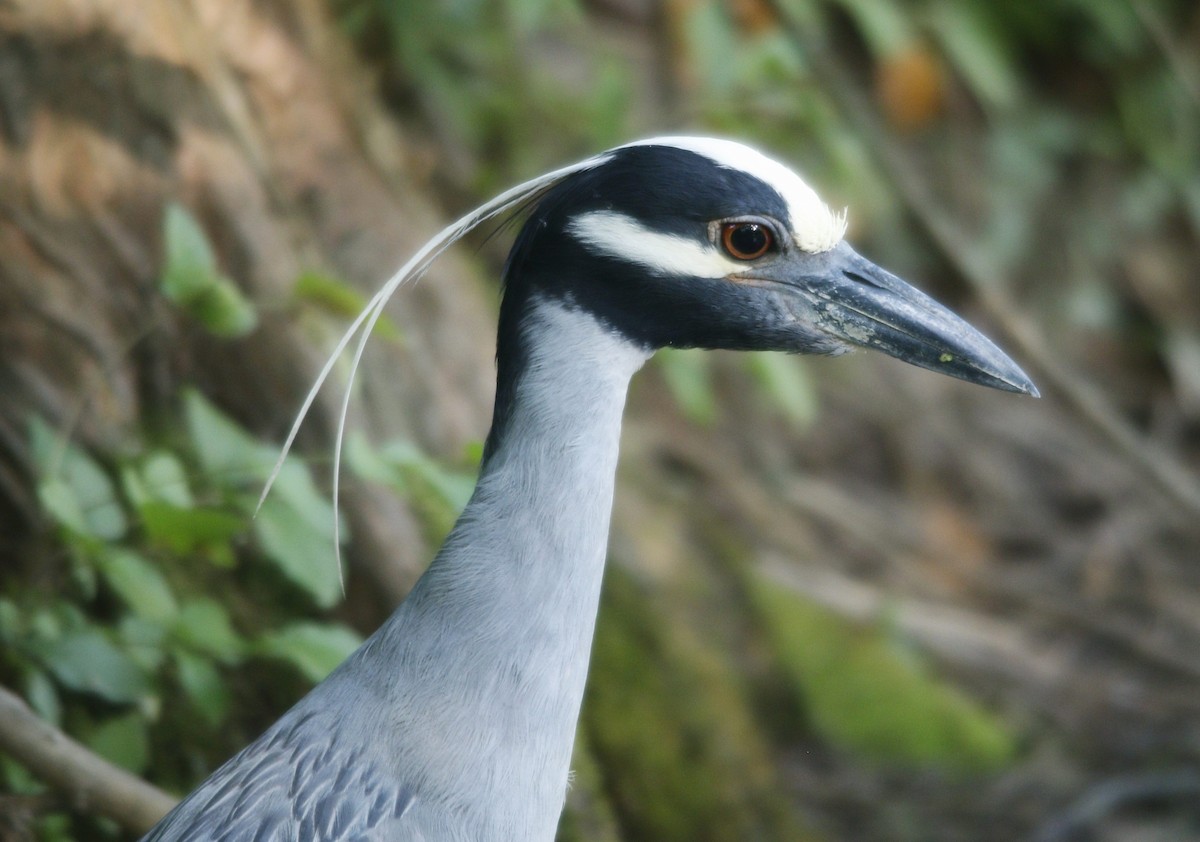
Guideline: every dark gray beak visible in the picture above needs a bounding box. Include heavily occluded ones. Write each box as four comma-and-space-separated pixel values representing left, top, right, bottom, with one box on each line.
760, 242, 1039, 396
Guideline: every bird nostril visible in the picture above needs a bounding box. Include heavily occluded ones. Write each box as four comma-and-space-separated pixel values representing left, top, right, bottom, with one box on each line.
844, 270, 887, 290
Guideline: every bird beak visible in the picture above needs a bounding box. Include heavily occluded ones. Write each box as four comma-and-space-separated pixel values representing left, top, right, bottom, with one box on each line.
757, 242, 1039, 396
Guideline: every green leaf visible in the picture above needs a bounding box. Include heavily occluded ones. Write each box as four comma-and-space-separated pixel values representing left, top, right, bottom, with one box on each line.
344, 434, 393, 487
254, 622, 362, 683
36, 815, 72, 842
1116, 72, 1198, 180
118, 615, 168, 676
293, 271, 402, 341
161, 203, 258, 338
189, 276, 259, 338
37, 478, 89, 535
656, 349, 717, 426
583, 61, 631, 150
86, 712, 150, 774
162, 203, 218, 302
174, 651, 231, 728
138, 451, 195, 508
36, 630, 152, 704
28, 605, 67, 642
461, 440, 485, 467
746, 353, 819, 430
0, 754, 42, 795
684, 2, 739, 96
508, 0, 575, 35
183, 390, 275, 487
377, 439, 476, 511
24, 669, 61, 726
254, 495, 341, 608
347, 434, 473, 541
0, 599, 18, 644
29, 418, 126, 540
161, 204, 258, 338
1070, 0, 1141, 55
172, 599, 244, 664
834, 0, 917, 57
140, 502, 246, 556
928, 1, 1021, 109
95, 548, 178, 623
267, 461, 339, 532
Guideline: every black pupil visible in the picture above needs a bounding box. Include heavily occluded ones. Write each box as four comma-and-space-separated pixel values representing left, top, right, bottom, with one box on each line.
730, 224, 767, 257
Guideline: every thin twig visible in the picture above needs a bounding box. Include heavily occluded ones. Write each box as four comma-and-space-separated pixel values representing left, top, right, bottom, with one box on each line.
1131, 0, 1200, 108
1030, 769, 1200, 842
0, 684, 177, 834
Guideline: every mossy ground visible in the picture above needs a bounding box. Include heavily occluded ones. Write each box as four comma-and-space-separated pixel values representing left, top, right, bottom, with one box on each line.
570, 568, 818, 842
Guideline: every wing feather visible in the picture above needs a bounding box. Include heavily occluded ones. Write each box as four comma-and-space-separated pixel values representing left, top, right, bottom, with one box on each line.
141, 711, 417, 841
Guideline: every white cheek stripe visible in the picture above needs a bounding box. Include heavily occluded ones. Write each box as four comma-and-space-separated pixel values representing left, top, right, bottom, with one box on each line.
566, 211, 745, 278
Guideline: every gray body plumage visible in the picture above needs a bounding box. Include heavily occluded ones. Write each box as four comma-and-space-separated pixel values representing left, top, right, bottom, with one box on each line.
143, 136, 1036, 842
146, 300, 647, 840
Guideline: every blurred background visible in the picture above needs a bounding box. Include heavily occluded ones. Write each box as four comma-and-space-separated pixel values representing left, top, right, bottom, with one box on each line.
1, 0, 1198, 839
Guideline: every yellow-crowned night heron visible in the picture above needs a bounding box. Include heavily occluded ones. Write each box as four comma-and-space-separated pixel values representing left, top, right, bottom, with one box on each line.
143, 137, 1037, 841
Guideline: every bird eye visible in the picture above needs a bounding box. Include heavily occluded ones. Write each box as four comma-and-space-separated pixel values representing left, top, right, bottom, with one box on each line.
720, 222, 774, 261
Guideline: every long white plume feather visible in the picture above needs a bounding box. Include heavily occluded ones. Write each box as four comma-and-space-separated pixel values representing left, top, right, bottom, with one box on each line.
257, 151, 613, 586
259, 134, 841, 590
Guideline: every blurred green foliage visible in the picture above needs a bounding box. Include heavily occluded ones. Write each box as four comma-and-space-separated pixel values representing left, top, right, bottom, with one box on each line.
346, 432, 478, 546
584, 570, 816, 841
161, 204, 258, 339
1, 203, 482, 839
333, 0, 632, 190
7, 0, 1197, 836
293, 270, 404, 342
752, 575, 1015, 770
1, 397, 362, 839
333, 0, 1198, 432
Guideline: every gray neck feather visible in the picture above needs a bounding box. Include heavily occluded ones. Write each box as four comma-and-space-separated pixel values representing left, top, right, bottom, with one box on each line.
333, 296, 649, 838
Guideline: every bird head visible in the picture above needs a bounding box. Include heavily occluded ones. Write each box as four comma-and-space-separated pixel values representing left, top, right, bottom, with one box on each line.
502, 137, 1037, 396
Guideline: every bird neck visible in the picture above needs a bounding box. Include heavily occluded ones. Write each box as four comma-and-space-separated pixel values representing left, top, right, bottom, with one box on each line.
368, 295, 648, 832
439, 292, 649, 633
484, 292, 650, 472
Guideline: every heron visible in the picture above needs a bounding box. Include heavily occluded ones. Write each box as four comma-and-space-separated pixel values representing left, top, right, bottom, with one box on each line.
142, 137, 1037, 841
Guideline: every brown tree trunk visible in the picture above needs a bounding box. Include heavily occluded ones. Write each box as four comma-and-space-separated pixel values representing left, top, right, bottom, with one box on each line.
0, 0, 497, 597
0, 0, 503, 833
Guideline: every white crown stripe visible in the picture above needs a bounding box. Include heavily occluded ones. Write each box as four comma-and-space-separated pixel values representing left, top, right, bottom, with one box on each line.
621, 137, 846, 253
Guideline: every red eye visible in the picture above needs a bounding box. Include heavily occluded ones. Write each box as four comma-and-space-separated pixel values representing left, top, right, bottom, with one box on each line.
721, 222, 774, 260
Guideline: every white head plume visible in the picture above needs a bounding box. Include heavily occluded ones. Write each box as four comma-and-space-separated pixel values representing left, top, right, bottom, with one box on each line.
258, 150, 614, 584
259, 136, 843, 586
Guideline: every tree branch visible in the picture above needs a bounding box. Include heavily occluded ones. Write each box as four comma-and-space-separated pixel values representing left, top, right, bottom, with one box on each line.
1031, 769, 1200, 842
0, 684, 177, 835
